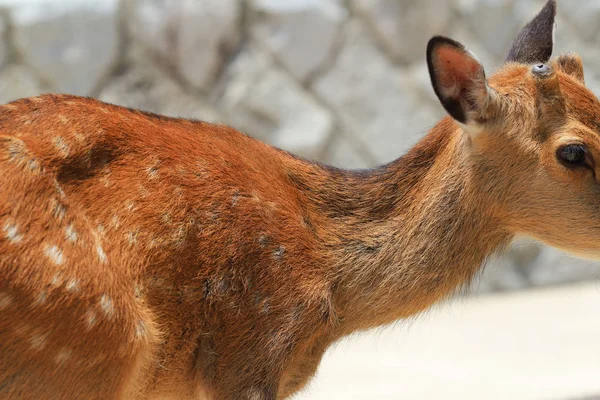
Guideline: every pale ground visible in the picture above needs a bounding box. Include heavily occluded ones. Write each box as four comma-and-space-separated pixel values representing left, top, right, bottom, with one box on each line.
295, 283, 600, 400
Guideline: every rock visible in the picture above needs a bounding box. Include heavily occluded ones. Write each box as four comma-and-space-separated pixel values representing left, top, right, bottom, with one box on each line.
313, 20, 440, 164
447, 23, 500, 72
461, 0, 522, 60
352, 0, 451, 64
472, 256, 529, 293
551, 0, 600, 42
12, 0, 120, 95
130, 0, 241, 90
250, 0, 347, 82
0, 65, 46, 104
525, 247, 600, 287
0, 16, 7, 69
214, 44, 333, 158
323, 134, 372, 169
98, 48, 222, 123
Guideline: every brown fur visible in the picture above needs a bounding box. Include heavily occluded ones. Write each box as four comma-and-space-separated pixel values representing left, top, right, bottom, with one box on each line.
0, 2, 598, 399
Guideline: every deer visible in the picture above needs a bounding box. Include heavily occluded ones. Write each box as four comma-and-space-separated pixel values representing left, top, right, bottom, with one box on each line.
0, 0, 596, 398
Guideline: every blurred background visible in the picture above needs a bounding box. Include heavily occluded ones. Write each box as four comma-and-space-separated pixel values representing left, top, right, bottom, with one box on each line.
0, 0, 599, 398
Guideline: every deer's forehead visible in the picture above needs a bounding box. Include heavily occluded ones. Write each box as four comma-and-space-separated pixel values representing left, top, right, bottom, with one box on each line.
489, 64, 532, 92
561, 76, 600, 132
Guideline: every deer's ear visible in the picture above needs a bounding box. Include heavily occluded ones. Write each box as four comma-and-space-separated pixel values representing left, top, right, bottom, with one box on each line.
556, 54, 585, 83
506, 0, 556, 64
427, 36, 489, 125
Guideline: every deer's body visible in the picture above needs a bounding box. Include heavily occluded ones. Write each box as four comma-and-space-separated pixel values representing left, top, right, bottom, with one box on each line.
1, 1, 598, 399
0, 94, 504, 399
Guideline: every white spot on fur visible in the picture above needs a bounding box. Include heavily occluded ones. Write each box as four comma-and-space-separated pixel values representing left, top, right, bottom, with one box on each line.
96, 244, 107, 264
18, 115, 31, 125
171, 225, 187, 247
34, 290, 47, 305
101, 168, 111, 187
51, 273, 62, 286
161, 213, 172, 224
86, 308, 97, 329
29, 332, 48, 351
258, 235, 269, 247
14, 322, 31, 336
126, 230, 138, 245
53, 137, 70, 158
53, 180, 66, 198
0, 292, 13, 310
52, 200, 66, 221
135, 320, 147, 339
7, 139, 25, 162
65, 224, 77, 243
231, 192, 240, 206
138, 185, 149, 198
125, 201, 135, 212
55, 347, 72, 365
28, 158, 40, 172
195, 160, 210, 178
66, 278, 79, 292
100, 294, 113, 317
110, 215, 120, 229
245, 387, 266, 400
146, 160, 160, 180
44, 245, 64, 265
73, 131, 86, 143
273, 245, 285, 259
4, 222, 23, 243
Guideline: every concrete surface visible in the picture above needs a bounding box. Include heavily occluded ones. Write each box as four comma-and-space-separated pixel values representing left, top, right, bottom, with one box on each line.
296, 283, 600, 400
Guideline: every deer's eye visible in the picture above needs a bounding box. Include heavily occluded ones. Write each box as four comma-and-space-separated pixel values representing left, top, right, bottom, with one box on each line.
557, 144, 588, 167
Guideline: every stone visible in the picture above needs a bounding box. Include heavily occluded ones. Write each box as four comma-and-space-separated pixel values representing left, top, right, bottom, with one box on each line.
313, 20, 440, 164
214, 44, 333, 158
0, 16, 7, 69
323, 134, 371, 169
472, 256, 529, 293
0, 65, 46, 104
447, 23, 500, 72
250, 0, 347, 82
462, 0, 522, 61
352, 0, 451, 64
12, 0, 120, 96
130, 0, 241, 90
98, 47, 222, 123
525, 247, 600, 287
549, 0, 600, 42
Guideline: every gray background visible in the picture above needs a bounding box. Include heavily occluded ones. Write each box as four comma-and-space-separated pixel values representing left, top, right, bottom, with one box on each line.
0, 0, 598, 294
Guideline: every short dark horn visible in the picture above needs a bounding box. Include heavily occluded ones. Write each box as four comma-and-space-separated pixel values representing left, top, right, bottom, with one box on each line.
505, 0, 556, 64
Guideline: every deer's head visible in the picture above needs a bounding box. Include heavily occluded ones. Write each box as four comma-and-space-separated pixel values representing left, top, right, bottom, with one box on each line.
427, 0, 600, 259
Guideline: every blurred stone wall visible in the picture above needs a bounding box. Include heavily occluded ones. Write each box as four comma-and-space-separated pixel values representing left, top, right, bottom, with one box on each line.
0, 0, 598, 293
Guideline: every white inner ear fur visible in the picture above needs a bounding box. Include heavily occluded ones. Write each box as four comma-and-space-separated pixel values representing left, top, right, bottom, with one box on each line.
459, 81, 496, 142
458, 121, 485, 141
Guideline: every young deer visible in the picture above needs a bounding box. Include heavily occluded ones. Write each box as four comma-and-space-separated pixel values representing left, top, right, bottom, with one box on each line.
0, 0, 595, 398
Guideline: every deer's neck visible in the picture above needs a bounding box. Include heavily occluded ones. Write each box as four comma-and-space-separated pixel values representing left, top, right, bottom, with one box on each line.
294, 119, 511, 334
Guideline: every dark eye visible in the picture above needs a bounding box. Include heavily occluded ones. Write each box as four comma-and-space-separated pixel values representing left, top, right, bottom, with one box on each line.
557, 144, 588, 167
